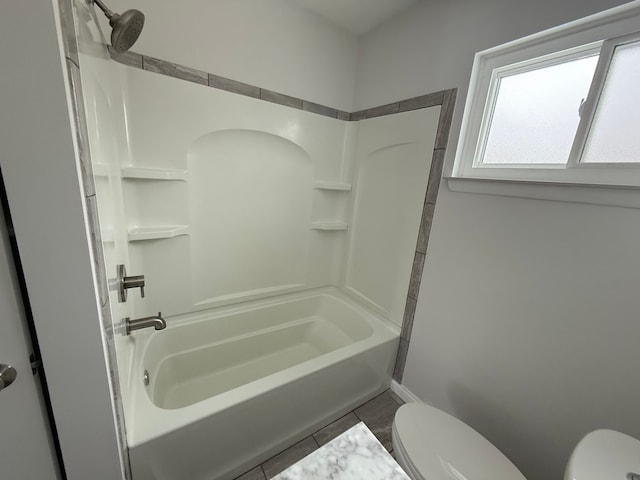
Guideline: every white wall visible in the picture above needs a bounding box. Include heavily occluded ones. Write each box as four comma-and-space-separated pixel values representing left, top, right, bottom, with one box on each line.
101, 0, 359, 111
354, 1, 640, 480
354, 0, 627, 110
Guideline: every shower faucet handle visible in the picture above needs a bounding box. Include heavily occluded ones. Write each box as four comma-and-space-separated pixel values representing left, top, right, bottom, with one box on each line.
116, 264, 146, 302
124, 275, 145, 297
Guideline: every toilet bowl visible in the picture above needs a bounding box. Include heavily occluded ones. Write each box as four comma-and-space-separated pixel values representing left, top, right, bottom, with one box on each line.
392, 402, 525, 480
392, 402, 640, 480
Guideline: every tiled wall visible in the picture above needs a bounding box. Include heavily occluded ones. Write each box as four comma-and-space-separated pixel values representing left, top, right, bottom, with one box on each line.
56, 4, 455, 474
109, 48, 456, 381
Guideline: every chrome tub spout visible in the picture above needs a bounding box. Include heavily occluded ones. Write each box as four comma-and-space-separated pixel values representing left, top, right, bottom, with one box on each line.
125, 312, 166, 335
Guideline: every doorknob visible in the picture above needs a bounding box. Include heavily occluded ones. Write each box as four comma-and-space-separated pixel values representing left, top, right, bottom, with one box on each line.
0, 364, 17, 392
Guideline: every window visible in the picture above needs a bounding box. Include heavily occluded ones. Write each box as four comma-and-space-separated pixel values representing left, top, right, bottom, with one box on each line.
481, 48, 599, 167
454, 3, 640, 188
577, 33, 640, 165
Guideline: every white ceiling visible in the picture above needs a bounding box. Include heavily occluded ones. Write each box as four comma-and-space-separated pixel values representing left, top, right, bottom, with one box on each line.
288, 0, 421, 36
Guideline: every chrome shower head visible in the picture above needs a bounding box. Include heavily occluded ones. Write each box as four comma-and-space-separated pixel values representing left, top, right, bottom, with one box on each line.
108, 9, 144, 53
93, 0, 145, 53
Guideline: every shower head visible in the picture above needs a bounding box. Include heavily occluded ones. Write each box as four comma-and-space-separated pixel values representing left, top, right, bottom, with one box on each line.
109, 9, 145, 53
93, 0, 145, 53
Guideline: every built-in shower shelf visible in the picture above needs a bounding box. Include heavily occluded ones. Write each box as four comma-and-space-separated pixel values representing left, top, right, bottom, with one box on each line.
128, 225, 190, 241
314, 182, 352, 191
311, 221, 348, 231
122, 167, 188, 181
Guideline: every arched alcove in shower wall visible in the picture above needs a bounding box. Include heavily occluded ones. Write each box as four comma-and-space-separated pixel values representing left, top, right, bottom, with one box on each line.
347, 143, 428, 319
344, 108, 440, 328
187, 129, 313, 305
120, 68, 352, 318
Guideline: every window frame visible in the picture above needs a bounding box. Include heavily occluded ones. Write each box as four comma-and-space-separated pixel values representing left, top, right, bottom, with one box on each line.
475, 42, 602, 170
567, 30, 640, 169
453, 2, 640, 188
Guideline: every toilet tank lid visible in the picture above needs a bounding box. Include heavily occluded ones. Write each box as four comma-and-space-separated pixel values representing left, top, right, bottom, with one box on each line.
394, 403, 526, 480
566, 429, 640, 480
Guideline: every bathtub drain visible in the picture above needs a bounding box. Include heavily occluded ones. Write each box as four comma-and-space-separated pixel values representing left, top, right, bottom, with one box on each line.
143, 370, 150, 386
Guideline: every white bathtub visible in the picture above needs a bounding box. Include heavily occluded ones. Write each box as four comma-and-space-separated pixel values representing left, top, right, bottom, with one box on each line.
127, 287, 399, 480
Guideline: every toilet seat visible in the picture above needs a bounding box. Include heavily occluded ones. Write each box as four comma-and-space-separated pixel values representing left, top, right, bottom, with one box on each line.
392, 403, 526, 480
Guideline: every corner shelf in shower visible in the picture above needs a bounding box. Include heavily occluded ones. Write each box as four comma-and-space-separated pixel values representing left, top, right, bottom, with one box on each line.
121, 167, 188, 181
311, 221, 348, 231
313, 182, 352, 191
127, 225, 190, 241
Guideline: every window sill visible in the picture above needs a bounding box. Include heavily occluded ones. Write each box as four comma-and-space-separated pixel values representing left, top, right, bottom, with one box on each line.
446, 176, 640, 209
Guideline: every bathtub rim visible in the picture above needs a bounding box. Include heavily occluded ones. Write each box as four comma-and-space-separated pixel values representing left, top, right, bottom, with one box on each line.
125, 286, 399, 447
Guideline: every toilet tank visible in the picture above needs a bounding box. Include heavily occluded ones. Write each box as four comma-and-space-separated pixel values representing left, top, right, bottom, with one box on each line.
565, 429, 640, 480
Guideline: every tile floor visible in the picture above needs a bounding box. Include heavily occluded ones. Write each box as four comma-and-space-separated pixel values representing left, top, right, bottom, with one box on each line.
234, 389, 405, 480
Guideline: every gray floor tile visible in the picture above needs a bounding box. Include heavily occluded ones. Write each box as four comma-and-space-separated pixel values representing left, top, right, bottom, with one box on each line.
388, 389, 405, 406
313, 412, 360, 446
262, 436, 318, 479
234, 466, 266, 480
354, 391, 402, 451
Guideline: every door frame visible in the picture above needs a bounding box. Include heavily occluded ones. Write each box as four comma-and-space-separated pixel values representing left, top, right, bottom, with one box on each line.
0, 1, 124, 479
0, 174, 63, 479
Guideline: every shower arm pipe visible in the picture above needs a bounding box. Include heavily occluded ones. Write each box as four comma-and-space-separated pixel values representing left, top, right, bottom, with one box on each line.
93, 0, 115, 19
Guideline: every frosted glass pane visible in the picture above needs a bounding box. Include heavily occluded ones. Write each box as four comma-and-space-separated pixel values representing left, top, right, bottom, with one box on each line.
582, 41, 640, 163
483, 55, 599, 164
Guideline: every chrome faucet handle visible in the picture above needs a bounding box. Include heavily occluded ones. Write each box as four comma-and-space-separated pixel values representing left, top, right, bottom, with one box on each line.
116, 264, 146, 302
124, 274, 145, 297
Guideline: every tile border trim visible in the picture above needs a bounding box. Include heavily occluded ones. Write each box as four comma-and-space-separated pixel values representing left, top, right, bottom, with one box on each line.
393, 89, 457, 382
109, 48, 350, 120
109, 47, 449, 122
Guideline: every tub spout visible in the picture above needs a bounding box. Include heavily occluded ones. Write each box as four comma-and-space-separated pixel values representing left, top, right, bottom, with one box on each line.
125, 312, 166, 335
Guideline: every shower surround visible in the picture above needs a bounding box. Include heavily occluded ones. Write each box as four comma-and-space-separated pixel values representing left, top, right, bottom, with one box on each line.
66, 1, 454, 477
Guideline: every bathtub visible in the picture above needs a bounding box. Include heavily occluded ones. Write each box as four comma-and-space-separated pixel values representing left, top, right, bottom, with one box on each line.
127, 287, 399, 480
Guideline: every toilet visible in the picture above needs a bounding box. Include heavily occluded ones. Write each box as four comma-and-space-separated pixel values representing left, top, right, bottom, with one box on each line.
392, 402, 640, 480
